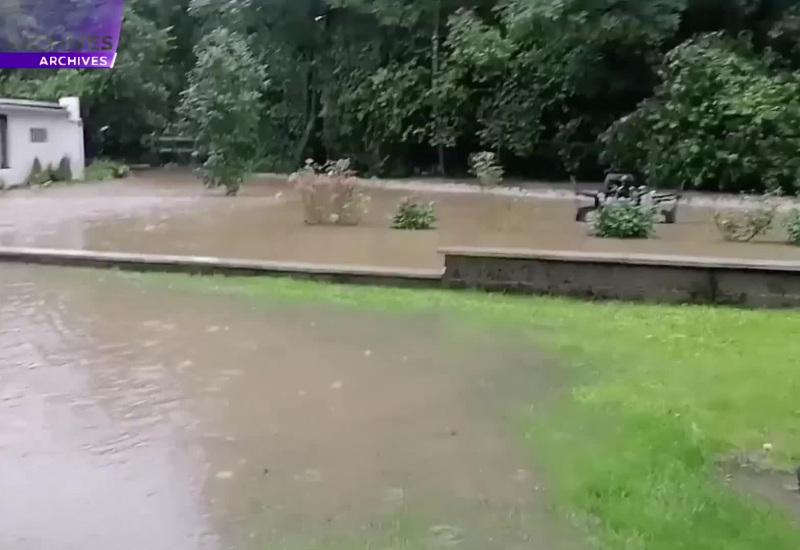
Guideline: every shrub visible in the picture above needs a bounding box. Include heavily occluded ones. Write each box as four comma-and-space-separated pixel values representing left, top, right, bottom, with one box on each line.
290, 158, 369, 226
391, 196, 437, 230
601, 34, 800, 194
713, 192, 780, 242
786, 210, 800, 246
86, 160, 131, 181
51, 157, 73, 182
591, 203, 656, 239
469, 151, 504, 189
26, 158, 48, 186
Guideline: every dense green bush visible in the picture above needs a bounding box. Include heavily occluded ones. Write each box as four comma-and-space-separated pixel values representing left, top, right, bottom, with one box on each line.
591, 203, 656, 239
391, 197, 437, 230
602, 34, 800, 194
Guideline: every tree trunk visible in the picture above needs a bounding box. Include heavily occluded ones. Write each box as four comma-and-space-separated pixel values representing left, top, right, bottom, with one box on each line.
295, 88, 317, 167
432, 0, 445, 175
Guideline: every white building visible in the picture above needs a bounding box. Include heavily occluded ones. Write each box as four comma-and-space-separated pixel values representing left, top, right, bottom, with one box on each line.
0, 97, 86, 189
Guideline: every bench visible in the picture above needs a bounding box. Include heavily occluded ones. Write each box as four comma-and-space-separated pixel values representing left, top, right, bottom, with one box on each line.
575, 174, 680, 224
150, 135, 195, 165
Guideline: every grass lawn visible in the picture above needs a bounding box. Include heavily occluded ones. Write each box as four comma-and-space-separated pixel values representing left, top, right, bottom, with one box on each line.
123, 272, 800, 549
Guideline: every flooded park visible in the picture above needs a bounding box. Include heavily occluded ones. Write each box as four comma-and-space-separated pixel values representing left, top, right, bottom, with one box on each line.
1, 172, 799, 549
0, 170, 798, 269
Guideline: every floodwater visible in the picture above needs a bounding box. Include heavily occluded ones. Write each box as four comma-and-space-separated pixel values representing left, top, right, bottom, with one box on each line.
0, 264, 571, 550
0, 170, 798, 269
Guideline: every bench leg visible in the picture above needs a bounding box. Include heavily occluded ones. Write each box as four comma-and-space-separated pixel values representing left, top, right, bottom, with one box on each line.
576, 206, 594, 223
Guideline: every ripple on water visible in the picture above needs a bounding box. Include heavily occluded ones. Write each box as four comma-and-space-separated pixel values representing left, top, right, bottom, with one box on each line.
0, 264, 573, 550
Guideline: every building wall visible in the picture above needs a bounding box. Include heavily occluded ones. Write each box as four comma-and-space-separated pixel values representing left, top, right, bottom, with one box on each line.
0, 104, 85, 189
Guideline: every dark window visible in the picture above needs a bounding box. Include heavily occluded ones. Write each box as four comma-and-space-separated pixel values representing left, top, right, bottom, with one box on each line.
0, 115, 7, 169
30, 128, 48, 143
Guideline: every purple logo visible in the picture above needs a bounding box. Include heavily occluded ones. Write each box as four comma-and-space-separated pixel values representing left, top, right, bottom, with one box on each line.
0, 0, 123, 69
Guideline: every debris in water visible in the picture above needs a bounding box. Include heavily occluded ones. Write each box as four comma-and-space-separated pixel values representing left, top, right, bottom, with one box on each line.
331, 381, 343, 390
384, 487, 404, 506
364, 350, 372, 357
215, 470, 234, 480
428, 525, 464, 547
514, 469, 530, 482
295, 469, 323, 483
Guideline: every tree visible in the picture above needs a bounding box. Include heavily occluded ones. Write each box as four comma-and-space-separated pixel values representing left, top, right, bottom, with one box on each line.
177, 27, 267, 195
601, 33, 800, 193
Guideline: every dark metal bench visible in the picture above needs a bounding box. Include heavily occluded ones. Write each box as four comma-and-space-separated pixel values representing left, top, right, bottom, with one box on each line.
575, 173, 680, 224
150, 136, 195, 165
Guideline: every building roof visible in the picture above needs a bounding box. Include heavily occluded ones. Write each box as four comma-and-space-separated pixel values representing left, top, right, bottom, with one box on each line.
0, 98, 66, 113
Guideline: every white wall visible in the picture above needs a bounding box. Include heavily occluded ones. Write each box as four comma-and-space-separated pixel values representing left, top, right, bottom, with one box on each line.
0, 103, 85, 189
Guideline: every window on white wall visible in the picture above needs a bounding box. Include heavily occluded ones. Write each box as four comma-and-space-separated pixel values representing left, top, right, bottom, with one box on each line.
30, 128, 48, 143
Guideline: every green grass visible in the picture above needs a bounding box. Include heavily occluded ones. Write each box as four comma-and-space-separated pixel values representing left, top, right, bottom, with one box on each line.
120, 272, 800, 548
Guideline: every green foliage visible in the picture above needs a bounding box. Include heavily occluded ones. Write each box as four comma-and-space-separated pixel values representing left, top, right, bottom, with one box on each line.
336, 60, 433, 172
469, 151, 503, 188
391, 196, 437, 230
85, 160, 131, 181
786, 209, 800, 245
591, 203, 656, 239
602, 34, 800, 194
5, 0, 800, 179
53, 157, 73, 182
178, 27, 267, 195
291, 158, 370, 225
136, 273, 800, 549
26, 158, 47, 186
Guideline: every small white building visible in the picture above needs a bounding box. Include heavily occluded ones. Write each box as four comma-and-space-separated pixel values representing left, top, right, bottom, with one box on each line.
0, 97, 86, 189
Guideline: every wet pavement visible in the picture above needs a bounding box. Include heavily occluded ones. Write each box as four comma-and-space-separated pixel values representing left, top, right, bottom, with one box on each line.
0, 170, 797, 269
0, 265, 568, 549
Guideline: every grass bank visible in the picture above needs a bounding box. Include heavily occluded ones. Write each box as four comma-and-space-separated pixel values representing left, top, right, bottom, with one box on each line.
122, 272, 800, 548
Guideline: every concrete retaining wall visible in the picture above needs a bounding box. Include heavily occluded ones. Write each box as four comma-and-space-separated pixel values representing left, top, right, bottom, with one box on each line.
441, 247, 800, 308
0, 247, 443, 289
2, 246, 800, 308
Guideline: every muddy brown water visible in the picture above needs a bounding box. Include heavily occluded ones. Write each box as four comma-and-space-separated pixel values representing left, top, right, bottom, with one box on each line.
0, 264, 576, 550
0, 170, 798, 269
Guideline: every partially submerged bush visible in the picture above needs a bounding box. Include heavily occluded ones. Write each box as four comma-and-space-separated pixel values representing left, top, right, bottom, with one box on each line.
86, 160, 131, 181
591, 203, 656, 239
391, 196, 437, 230
26, 158, 48, 186
51, 156, 73, 182
291, 158, 369, 226
713, 192, 780, 242
200, 151, 245, 196
786, 210, 800, 246
470, 151, 504, 189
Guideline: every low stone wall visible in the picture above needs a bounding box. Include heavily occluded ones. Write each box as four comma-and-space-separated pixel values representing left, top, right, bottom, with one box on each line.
441, 247, 800, 308
2, 246, 800, 308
